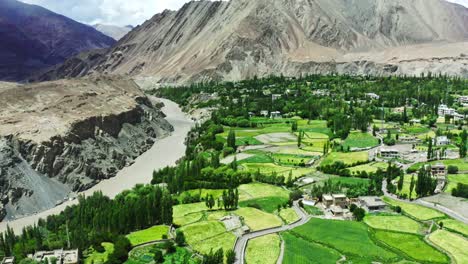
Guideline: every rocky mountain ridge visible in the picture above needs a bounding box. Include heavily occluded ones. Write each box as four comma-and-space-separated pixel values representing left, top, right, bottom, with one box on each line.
93, 24, 133, 40
0, 78, 173, 220
35, 0, 468, 82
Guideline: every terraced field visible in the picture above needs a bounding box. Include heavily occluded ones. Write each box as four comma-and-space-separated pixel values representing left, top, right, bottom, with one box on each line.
282, 232, 341, 264
342, 132, 379, 149
445, 174, 468, 194
321, 151, 369, 167
429, 230, 468, 264
85, 242, 114, 264
234, 207, 282, 231
364, 215, 422, 234
383, 197, 446, 221
245, 234, 281, 264
127, 225, 169, 246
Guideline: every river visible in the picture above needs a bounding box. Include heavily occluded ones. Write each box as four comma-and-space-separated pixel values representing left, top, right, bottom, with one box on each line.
0, 98, 194, 233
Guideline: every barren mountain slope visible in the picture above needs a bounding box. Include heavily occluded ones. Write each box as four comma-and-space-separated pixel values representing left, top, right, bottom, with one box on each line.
37, 0, 468, 82
93, 24, 133, 40
0, 78, 172, 220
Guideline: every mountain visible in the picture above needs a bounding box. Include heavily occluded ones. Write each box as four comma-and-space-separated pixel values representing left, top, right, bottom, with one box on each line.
0, 77, 172, 220
93, 24, 133, 40
0, 0, 115, 81
35, 0, 468, 83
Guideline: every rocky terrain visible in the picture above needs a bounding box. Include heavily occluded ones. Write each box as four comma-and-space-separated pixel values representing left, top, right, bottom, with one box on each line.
35, 0, 468, 83
0, 78, 173, 220
0, 0, 115, 81
93, 24, 133, 40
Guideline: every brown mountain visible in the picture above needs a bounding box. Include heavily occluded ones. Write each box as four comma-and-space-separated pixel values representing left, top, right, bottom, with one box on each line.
36, 0, 468, 83
0, 0, 115, 81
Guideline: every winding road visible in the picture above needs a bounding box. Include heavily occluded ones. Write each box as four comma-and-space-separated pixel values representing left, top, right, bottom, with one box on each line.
234, 201, 310, 264
0, 98, 194, 234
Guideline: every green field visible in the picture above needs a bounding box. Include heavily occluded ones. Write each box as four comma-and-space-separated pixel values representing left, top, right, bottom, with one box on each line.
239, 196, 288, 213
290, 218, 398, 262
395, 175, 418, 200
383, 197, 445, 221
238, 183, 289, 201
126, 245, 198, 264
374, 231, 449, 263
85, 242, 114, 264
409, 159, 468, 172
271, 153, 314, 166
126, 225, 169, 246
279, 208, 299, 224
191, 232, 237, 255
240, 163, 313, 179
302, 205, 324, 216
180, 220, 228, 246
321, 151, 369, 167
177, 189, 225, 203
282, 232, 341, 264
348, 162, 388, 174
342, 132, 379, 149
440, 219, 468, 237
234, 207, 282, 231
173, 202, 207, 226
245, 234, 281, 264
445, 174, 468, 194
364, 215, 422, 234
429, 230, 468, 264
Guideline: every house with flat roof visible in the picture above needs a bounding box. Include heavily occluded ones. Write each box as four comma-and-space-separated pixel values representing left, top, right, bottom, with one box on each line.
272, 94, 282, 101
365, 93, 380, 100
330, 205, 344, 216
438, 104, 456, 116
29, 249, 78, 264
434, 136, 450, 146
260, 110, 269, 117
379, 148, 400, 158
1, 257, 15, 264
427, 164, 447, 177
459, 96, 468, 104
358, 196, 386, 212
270, 111, 281, 119
322, 194, 334, 208
332, 194, 348, 208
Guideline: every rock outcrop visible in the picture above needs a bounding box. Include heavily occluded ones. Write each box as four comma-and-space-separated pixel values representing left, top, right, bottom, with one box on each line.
0, 78, 173, 220
35, 0, 468, 82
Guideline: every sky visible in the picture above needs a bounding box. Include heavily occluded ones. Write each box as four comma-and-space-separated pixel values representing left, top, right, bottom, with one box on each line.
18, 0, 468, 27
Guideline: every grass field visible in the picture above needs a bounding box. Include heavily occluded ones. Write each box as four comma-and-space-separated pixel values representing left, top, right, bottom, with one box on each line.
395, 175, 418, 200
409, 159, 468, 172
173, 202, 207, 226
177, 189, 225, 203
383, 197, 446, 221
440, 219, 468, 237
272, 153, 314, 166
302, 205, 324, 216
342, 132, 379, 149
348, 162, 388, 174
238, 183, 289, 201
364, 215, 422, 234
290, 218, 398, 262
279, 208, 299, 224
235, 207, 282, 231
192, 232, 237, 255
320, 151, 369, 167
180, 220, 227, 244
85, 242, 114, 264
374, 231, 449, 263
282, 232, 341, 264
445, 174, 468, 194
240, 163, 313, 179
429, 230, 468, 264
127, 225, 169, 246
245, 234, 281, 264
239, 196, 288, 213
328, 176, 370, 186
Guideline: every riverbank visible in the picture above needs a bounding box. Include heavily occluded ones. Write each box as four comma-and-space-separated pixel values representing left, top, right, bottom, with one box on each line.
0, 98, 194, 233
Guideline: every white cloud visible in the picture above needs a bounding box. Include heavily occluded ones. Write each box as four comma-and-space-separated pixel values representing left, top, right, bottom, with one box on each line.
19, 0, 192, 26
18, 0, 468, 27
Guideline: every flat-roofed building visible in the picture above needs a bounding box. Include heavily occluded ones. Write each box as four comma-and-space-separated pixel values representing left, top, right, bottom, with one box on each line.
322, 194, 334, 208
428, 164, 447, 177
379, 148, 400, 158
330, 205, 344, 216
434, 136, 450, 146
29, 249, 78, 264
358, 196, 387, 212
332, 194, 348, 208
1, 257, 15, 264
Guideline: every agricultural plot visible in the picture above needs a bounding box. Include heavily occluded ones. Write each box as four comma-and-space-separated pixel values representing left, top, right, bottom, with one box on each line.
234, 207, 282, 231
383, 197, 445, 221
440, 219, 468, 237
127, 225, 169, 246
239, 196, 288, 213
271, 153, 314, 166
245, 234, 281, 264
403, 125, 431, 135
180, 221, 227, 245
445, 174, 468, 194
191, 232, 237, 255
302, 205, 324, 216
348, 162, 388, 174
409, 159, 468, 172
320, 151, 369, 167
282, 232, 341, 264
395, 175, 418, 200
429, 230, 468, 264
238, 183, 289, 201
173, 202, 207, 226
290, 218, 398, 262
85, 242, 114, 264
342, 132, 379, 149
364, 215, 422, 234
279, 208, 299, 224
240, 163, 313, 179
374, 231, 449, 263
177, 189, 225, 203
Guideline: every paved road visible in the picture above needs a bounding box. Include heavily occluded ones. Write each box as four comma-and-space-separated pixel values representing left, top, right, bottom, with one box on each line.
0, 98, 194, 233
234, 201, 310, 264
382, 180, 468, 224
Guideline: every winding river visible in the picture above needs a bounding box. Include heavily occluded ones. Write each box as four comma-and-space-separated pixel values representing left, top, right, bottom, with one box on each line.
0, 98, 194, 233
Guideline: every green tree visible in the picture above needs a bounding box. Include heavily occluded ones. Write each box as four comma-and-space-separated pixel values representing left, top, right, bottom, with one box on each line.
409, 175, 415, 199
397, 175, 404, 192
427, 139, 433, 160
353, 207, 366, 221
175, 230, 186, 246
227, 129, 236, 150
297, 131, 303, 148
226, 249, 236, 264
153, 249, 164, 263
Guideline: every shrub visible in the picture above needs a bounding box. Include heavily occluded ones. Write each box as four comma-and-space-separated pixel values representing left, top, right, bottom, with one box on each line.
447, 165, 459, 174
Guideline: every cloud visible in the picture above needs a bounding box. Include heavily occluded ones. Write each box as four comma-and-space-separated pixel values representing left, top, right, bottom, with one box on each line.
18, 0, 192, 26
18, 0, 468, 27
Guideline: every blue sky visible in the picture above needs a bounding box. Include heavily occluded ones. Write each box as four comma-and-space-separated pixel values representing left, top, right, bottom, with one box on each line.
18, 0, 468, 27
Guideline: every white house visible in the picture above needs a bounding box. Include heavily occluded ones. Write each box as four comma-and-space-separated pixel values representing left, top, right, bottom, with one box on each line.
458, 96, 468, 104
270, 111, 282, 119
438, 104, 457, 116
365, 93, 380, 100
434, 136, 450, 146
272, 94, 282, 101
260, 110, 269, 117
379, 148, 400, 158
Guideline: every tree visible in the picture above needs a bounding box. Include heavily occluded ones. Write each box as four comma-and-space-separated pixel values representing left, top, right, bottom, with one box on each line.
409, 175, 415, 199
427, 139, 433, 160
460, 129, 467, 158
297, 131, 303, 148
226, 249, 236, 264
353, 208, 366, 221
175, 230, 186, 246
397, 175, 404, 193
448, 165, 459, 174
227, 129, 236, 150
153, 249, 164, 263
291, 121, 298, 132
